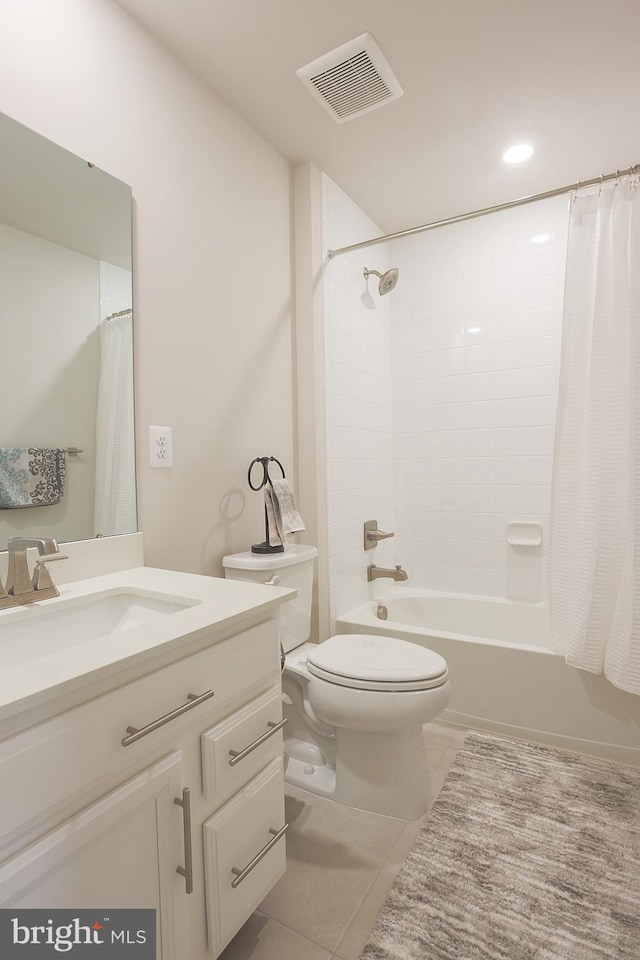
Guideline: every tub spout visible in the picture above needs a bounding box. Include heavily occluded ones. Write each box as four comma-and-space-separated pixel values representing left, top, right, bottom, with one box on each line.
367, 564, 408, 582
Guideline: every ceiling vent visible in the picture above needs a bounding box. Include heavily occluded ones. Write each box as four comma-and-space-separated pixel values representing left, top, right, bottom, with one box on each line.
296, 32, 403, 124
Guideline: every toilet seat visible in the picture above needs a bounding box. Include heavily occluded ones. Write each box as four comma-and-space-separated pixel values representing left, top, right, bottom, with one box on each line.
306, 634, 448, 692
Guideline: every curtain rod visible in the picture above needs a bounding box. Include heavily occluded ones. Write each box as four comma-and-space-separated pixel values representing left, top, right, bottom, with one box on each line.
326, 163, 640, 259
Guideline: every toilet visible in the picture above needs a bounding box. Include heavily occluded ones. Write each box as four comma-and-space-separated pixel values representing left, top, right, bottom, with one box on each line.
222, 545, 451, 819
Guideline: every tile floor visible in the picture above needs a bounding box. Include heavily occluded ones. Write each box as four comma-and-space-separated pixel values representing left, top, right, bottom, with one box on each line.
220, 720, 468, 960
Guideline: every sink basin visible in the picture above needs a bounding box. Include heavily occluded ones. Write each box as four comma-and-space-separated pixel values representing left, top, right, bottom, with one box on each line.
0, 591, 197, 670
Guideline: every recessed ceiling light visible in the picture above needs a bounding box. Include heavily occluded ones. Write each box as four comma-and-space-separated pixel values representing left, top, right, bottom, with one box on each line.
503, 144, 534, 164
531, 233, 551, 244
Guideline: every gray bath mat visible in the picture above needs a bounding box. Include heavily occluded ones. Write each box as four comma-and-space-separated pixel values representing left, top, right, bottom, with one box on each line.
361, 732, 640, 960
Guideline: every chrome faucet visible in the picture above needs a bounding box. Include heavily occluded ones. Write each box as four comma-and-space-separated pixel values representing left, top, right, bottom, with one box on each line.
1, 537, 68, 608
367, 563, 408, 582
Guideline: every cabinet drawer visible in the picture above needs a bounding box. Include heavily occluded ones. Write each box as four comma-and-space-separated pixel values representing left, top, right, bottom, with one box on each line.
0, 619, 280, 846
201, 685, 284, 807
203, 757, 286, 957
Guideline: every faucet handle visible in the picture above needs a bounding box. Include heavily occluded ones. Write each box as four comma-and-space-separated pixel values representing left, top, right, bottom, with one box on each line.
32, 554, 68, 591
364, 520, 395, 550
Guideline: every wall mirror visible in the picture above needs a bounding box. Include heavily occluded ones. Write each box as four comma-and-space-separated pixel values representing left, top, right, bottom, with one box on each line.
0, 111, 136, 550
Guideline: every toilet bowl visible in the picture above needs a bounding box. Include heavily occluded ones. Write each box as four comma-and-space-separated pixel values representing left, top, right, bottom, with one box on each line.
222, 545, 451, 819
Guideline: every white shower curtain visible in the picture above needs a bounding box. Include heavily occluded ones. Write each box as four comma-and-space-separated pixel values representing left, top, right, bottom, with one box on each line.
549, 175, 640, 695
93, 311, 136, 537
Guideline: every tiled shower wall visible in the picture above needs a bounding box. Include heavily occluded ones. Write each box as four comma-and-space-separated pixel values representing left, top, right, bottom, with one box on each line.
322, 176, 395, 627
322, 180, 569, 621
391, 196, 569, 599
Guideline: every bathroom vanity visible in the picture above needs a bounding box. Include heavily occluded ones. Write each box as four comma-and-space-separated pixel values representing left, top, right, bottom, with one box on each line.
0, 558, 293, 959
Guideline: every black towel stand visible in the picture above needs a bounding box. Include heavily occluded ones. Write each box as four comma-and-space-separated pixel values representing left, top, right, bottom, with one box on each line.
247, 456, 286, 554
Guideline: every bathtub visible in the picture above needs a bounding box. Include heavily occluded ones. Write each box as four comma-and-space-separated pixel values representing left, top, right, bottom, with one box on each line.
336, 588, 640, 767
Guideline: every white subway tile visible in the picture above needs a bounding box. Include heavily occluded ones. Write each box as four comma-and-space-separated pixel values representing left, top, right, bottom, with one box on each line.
414, 378, 439, 404
440, 458, 468, 485
438, 375, 466, 404
466, 372, 494, 401
526, 485, 550, 515
438, 347, 466, 377
438, 322, 465, 350
494, 427, 524, 456
495, 456, 526, 485
467, 567, 498, 596
521, 305, 557, 338
467, 485, 496, 513
413, 325, 439, 352
468, 458, 495, 484
466, 343, 495, 373
523, 395, 557, 425
411, 299, 439, 326
467, 428, 496, 457
439, 402, 467, 431
416, 512, 442, 538
525, 455, 552, 485
393, 404, 416, 434
416, 484, 442, 510
495, 484, 527, 512
468, 540, 497, 569
467, 513, 498, 540
439, 512, 468, 539
464, 318, 495, 345
441, 485, 468, 512
414, 404, 439, 431
523, 364, 560, 397
441, 564, 469, 593
394, 380, 414, 407
493, 313, 524, 342
414, 459, 441, 484
413, 351, 439, 379
493, 369, 524, 398
326, 392, 349, 427
440, 539, 469, 565
494, 398, 525, 428
323, 359, 337, 396
523, 425, 555, 456
467, 400, 495, 429
438, 430, 467, 457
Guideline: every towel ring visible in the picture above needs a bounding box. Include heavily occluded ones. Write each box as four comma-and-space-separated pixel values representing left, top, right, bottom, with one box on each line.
247, 456, 285, 491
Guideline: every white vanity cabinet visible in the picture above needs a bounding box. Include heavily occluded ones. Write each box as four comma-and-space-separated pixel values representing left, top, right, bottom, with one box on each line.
0, 612, 288, 960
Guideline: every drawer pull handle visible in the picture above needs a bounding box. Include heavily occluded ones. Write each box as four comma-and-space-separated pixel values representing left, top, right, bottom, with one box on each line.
121, 690, 215, 746
174, 787, 194, 894
230, 823, 289, 889
228, 718, 288, 766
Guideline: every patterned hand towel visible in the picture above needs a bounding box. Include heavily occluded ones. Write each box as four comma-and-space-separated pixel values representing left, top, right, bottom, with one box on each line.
0, 447, 67, 508
264, 478, 305, 546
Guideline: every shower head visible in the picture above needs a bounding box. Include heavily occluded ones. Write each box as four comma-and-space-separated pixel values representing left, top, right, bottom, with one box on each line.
363, 266, 399, 296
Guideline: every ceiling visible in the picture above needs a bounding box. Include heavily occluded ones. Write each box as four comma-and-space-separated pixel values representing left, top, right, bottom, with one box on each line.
114, 0, 640, 234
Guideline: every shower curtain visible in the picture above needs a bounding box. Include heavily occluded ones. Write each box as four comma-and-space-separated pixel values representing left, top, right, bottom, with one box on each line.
549, 174, 640, 696
93, 311, 136, 537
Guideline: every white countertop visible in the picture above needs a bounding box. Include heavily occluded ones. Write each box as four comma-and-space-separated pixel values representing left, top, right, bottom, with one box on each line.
0, 565, 294, 728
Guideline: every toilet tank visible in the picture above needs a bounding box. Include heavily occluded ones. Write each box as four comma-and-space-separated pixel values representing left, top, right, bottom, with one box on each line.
222, 544, 318, 653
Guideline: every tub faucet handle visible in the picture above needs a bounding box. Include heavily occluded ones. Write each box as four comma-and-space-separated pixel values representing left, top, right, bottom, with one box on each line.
364, 520, 395, 550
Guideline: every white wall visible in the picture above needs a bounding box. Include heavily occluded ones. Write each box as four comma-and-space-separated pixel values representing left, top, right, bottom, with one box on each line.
0, 0, 294, 575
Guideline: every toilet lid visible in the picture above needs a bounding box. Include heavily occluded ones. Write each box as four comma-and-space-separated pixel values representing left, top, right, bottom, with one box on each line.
306, 634, 448, 692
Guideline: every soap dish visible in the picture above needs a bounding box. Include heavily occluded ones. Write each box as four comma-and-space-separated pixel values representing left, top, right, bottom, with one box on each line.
507, 521, 542, 546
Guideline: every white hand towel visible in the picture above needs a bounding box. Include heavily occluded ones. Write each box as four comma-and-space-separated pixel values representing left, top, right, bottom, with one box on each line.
264, 478, 305, 546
